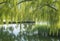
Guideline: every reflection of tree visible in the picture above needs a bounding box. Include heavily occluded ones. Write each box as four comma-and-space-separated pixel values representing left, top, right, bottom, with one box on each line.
0, 24, 60, 41
0, 27, 16, 41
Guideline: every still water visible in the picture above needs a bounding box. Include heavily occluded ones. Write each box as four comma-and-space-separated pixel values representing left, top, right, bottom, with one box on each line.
0, 23, 60, 41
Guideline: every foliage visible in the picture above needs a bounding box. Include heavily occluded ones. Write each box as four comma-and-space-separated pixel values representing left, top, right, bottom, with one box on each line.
0, 0, 60, 41
0, 0, 59, 22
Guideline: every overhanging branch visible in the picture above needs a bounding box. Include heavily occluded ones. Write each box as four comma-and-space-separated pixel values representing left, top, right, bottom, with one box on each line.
46, 4, 58, 11
0, 1, 6, 4
0, 0, 57, 11
39, 4, 58, 11
0, 0, 32, 5
17, 0, 32, 5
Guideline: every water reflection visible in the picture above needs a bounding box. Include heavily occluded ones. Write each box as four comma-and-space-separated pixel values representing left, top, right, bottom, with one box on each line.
0, 23, 60, 41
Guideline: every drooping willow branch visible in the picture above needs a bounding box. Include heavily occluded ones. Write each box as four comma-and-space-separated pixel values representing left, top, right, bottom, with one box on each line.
0, 0, 58, 11
32, 3, 58, 14
0, 0, 32, 9
39, 4, 58, 11
46, 4, 58, 11
0, 1, 6, 4
0, 0, 32, 5
0, 0, 57, 11
34, 0, 58, 11
17, 0, 32, 5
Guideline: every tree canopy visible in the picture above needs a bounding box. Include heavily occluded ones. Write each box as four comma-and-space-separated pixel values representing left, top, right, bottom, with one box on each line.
0, 0, 60, 28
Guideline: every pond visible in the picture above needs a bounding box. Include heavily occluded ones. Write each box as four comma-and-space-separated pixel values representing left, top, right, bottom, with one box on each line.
0, 23, 60, 41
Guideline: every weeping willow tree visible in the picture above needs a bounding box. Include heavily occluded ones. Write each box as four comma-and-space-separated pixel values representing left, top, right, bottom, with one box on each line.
0, 0, 60, 36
